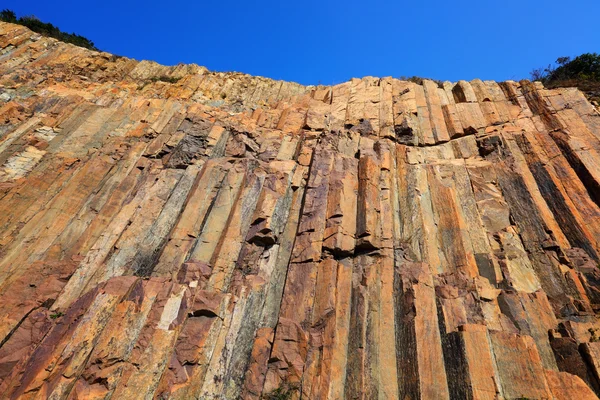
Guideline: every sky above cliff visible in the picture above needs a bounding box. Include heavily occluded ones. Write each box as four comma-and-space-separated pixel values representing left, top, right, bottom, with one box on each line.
4, 0, 600, 85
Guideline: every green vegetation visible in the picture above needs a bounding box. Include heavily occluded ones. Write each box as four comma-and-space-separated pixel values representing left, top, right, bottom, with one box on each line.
589, 328, 599, 342
530, 53, 600, 103
49, 311, 64, 319
0, 9, 98, 51
263, 383, 299, 400
399, 75, 444, 88
150, 75, 182, 84
138, 75, 182, 89
531, 53, 600, 83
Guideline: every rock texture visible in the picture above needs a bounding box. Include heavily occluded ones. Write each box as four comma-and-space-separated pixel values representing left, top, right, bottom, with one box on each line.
1, 21, 600, 399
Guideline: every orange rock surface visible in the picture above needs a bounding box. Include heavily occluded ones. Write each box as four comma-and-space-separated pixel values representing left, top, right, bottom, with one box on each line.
1, 21, 600, 399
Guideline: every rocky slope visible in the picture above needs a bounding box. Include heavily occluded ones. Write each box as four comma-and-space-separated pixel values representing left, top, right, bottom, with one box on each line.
1, 21, 600, 399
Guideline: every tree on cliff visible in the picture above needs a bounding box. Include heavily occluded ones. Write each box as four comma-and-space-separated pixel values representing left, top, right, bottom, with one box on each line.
0, 9, 98, 51
531, 53, 600, 103
0, 9, 16, 23
532, 53, 600, 83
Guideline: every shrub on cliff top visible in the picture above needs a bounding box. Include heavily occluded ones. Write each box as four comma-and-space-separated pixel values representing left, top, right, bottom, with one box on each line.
531, 53, 600, 103
0, 9, 98, 51
531, 53, 600, 83
399, 75, 444, 87
0, 9, 16, 23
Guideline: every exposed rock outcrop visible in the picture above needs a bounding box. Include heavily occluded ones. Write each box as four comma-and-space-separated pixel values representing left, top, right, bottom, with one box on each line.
1, 21, 600, 399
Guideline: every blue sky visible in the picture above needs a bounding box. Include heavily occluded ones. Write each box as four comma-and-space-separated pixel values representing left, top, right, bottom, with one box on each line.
4, 0, 599, 85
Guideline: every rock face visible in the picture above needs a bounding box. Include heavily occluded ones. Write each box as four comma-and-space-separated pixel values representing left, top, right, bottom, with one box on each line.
1, 21, 600, 399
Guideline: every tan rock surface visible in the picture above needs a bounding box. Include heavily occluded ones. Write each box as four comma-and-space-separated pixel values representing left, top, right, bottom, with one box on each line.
1, 21, 600, 398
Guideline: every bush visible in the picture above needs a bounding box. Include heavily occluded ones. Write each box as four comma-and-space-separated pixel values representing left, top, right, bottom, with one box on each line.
49, 311, 64, 319
0, 9, 16, 23
399, 75, 444, 88
530, 53, 600, 84
0, 9, 98, 51
263, 383, 299, 400
530, 53, 600, 103
150, 76, 181, 84
548, 53, 600, 82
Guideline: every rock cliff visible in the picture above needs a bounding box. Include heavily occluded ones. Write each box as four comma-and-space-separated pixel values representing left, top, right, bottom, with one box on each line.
1, 21, 600, 399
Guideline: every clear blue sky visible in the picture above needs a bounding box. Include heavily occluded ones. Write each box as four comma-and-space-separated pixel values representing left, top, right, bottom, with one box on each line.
4, 0, 599, 85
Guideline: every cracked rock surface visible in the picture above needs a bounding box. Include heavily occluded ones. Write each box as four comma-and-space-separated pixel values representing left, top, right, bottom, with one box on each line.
2, 21, 600, 399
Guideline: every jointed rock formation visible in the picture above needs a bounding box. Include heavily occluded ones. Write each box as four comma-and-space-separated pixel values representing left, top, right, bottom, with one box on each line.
2, 21, 600, 399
